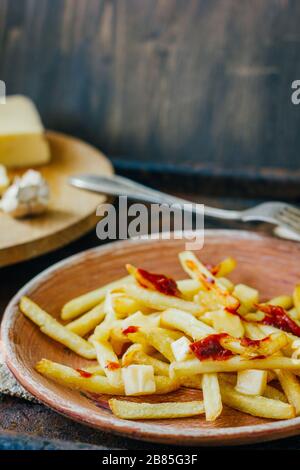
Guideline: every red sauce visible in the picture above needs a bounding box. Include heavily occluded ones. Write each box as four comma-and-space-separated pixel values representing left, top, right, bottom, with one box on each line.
257, 304, 300, 337
76, 368, 93, 378
190, 333, 234, 361
122, 325, 139, 335
206, 263, 220, 276
136, 268, 181, 297
225, 304, 240, 315
240, 337, 263, 348
105, 362, 120, 371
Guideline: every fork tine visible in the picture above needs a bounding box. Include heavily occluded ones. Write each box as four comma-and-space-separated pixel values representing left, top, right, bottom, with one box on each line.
283, 205, 300, 219
277, 212, 300, 234
282, 209, 300, 225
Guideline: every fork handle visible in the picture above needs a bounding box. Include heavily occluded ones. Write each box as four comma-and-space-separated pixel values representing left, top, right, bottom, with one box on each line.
70, 174, 242, 221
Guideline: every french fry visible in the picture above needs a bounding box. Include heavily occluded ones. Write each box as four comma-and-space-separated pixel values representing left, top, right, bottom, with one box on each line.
61, 275, 132, 320
20, 297, 96, 359
267, 370, 277, 382
126, 264, 183, 298
89, 321, 113, 343
243, 312, 265, 322
66, 303, 105, 336
170, 355, 300, 377
218, 277, 234, 292
122, 344, 170, 376
263, 384, 288, 403
36, 359, 178, 395
176, 279, 201, 299
243, 323, 294, 387
218, 369, 276, 388
259, 324, 299, 343
268, 295, 294, 310
179, 251, 226, 290
240, 323, 286, 398
275, 370, 300, 415
180, 374, 202, 389
293, 285, 300, 319
208, 309, 244, 338
90, 291, 119, 342
110, 327, 131, 356
217, 373, 236, 385
109, 399, 205, 420
92, 340, 122, 388
123, 284, 201, 315
153, 375, 180, 394
36, 359, 123, 394
84, 364, 105, 375
121, 328, 155, 355
141, 327, 182, 362
179, 252, 239, 311
243, 322, 266, 340
202, 373, 222, 421
220, 332, 288, 358
233, 284, 259, 314
179, 251, 240, 311
219, 380, 295, 420
211, 257, 237, 278
113, 295, 147, 318
288, 308, 299, 321
122, 311, 160, 329
160, 308, 215, 339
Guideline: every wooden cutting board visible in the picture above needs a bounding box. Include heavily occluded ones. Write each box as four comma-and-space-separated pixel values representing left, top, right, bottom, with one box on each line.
0, 131, 113, 268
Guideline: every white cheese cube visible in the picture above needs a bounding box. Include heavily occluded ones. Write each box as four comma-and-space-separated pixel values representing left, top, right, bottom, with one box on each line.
121, 365, 156, 396
233, 284, 259, 314
210, 309, 244, 338
235, 370, 268, 396
171, 336, 192, 362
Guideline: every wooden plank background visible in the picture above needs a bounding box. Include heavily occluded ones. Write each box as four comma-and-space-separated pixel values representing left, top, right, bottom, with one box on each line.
0, 0, 299, 180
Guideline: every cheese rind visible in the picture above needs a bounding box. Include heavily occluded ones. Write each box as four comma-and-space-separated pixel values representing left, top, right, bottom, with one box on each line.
0, 96, 50, 168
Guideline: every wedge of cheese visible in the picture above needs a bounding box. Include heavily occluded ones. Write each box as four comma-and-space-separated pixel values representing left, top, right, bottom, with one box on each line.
0, 164, 9, 195
0, 95, 50, 168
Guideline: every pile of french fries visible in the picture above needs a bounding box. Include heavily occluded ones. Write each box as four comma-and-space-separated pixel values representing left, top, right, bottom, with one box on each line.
20, 251, 300, 422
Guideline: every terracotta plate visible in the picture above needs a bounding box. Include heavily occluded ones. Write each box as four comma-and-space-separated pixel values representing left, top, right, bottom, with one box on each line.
2, 230, 300, 446
0, 131, 113, 267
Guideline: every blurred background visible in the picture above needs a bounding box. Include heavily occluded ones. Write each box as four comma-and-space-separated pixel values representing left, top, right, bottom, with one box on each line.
1, 0, 299, 198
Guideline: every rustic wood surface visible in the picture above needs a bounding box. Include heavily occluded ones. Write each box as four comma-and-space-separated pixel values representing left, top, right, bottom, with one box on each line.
0, 131, 113, 268
4, 217, 297, 448
0, 0, 299, 187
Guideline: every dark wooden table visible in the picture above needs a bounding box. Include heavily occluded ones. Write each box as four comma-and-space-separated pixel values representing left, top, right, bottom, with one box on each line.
1, 194, 300, 450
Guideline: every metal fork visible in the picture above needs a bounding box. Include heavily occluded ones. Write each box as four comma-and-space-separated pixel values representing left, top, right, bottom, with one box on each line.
69, 174, 300, 239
